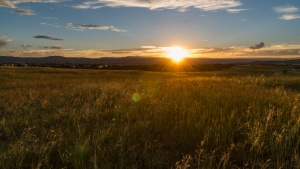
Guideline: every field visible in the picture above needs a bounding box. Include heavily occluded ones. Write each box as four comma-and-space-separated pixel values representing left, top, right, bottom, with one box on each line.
0, 65, 299, 168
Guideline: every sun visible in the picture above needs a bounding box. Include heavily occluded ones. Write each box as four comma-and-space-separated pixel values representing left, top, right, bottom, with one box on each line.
166, 46, 189, 62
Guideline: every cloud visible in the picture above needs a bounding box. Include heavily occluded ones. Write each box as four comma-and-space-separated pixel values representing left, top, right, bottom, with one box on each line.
187, 44, 300, 58
274, 5, 300, 20
0, 0, 66, 15
190, 47, 244, 57
34, 35, 64, 41
226, 8, 248, 13
274, 6, 298, 13
0, 1, 17, 8
44, 45, 63, 49
64, 23, 127, 32
43, 17, 58, 19
141, 46, 157, 49
268, 44, 300, 50
0, 0, 66, 8
241, 49, 300, 57
72, 1, 103, 9
0, 36, 11, 48
41, 22, 127, 32
73, 0, 242, 12
279, 14, 300, 20
0, 40, 9, 48
204, 47, 237, 53
250, 42, 265, 50
100, 47, 166, 56
40, 22, 62, 28
239, 44, 300, 57
13, 8, 35, 15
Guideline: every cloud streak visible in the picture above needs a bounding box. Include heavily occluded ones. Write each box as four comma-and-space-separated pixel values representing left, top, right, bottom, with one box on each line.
44, 45, 63, 49
13, 8, 35, 15
274, 6, 298, 13
0, 0, 66, 15
34, 35, 64, 41
72, 1, 103, 9
274, 5, 300, 20
43, 17, 58, 19
0, 40, 9, 48
0, 0, 66, 8
226, 8, 248, 13
41, 22, 127, 32
280, 14, 300, 20
0, 36, 11, 48
73, 0, 242, 12
65, 23, 127, 32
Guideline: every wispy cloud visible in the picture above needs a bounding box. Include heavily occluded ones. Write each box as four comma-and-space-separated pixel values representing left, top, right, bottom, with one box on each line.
44, 45, 63, 49
274, 5, 300, 20
0, 36, 11, 48
238, 44, 300, 57
0, 0, 66, 15
34, 35, 64, 41
40, 22, 127, 32
73, 0, 242, 12
188, 44, 300, 58
141, 46, 157, 49
191, 46, 241, 56
274, 6, 299, 13
65, 23, 121, 32
279, 14, 300, 20
40, 22, 61, 28
0, 40, 9, 48
72, 1, 102, 9
64, 23, 127, 32
226, 8, 248, 13
0, 1, 17, 8
13, 8, 35, 15
42, 16, 58, 19
0, 0, 66, 8
269, 44, 300, 50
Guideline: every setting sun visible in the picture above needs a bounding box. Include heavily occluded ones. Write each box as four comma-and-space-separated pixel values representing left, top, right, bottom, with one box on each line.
166, 46, 189, 62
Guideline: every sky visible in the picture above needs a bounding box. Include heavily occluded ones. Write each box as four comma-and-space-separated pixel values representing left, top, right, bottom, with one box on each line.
0, 0, 300, 58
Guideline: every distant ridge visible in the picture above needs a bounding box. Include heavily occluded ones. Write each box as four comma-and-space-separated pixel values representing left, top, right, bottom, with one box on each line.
0, 56, 169, 65
1, 56, 300, 65
250, 59, 300, 65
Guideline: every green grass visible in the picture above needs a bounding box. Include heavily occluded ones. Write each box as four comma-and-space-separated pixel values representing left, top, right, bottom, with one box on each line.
0, 65, 299, 168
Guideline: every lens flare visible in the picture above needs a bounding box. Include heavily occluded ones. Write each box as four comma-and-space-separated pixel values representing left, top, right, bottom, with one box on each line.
132, 93, 141, 102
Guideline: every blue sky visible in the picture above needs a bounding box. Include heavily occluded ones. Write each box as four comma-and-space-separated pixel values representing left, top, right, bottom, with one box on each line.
0, 0, 300, 58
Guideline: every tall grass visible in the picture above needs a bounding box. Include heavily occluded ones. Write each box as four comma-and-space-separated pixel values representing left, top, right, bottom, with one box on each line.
0, 67, 299, 168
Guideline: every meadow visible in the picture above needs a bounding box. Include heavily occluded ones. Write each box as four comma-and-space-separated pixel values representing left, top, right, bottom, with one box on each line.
0, 65, 299, 168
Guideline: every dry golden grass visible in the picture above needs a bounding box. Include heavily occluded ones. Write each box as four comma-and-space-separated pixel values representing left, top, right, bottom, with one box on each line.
0, 66, 299, 168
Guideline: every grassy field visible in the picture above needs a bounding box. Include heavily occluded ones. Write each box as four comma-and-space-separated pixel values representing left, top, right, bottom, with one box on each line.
0, 65, 299, 168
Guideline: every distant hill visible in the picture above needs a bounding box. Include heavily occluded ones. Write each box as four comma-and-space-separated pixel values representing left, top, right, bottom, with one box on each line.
249, 59, 300, 65
0, 56, 169, 65
1, 56, 300, 65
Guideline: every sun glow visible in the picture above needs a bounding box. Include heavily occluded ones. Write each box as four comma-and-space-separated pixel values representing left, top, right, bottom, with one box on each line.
166, 46, 189, 62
